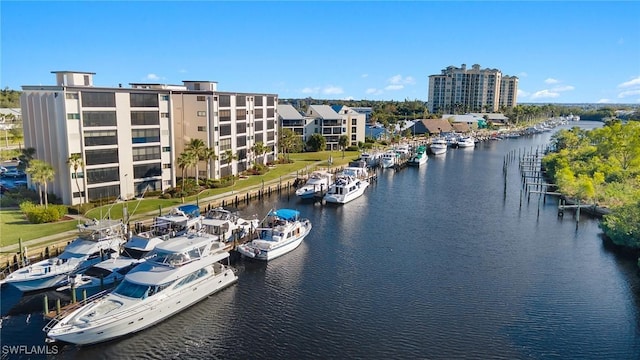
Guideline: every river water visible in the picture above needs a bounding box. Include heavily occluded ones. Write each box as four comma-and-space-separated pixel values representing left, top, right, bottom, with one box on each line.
2, 121, 639, 359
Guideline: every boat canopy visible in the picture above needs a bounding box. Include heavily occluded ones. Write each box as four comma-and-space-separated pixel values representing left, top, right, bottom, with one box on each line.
177, 204, 200, 217
269, 209, 300, 221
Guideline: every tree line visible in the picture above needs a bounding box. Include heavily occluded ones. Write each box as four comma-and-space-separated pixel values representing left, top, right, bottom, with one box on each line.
542, 120, 640, 251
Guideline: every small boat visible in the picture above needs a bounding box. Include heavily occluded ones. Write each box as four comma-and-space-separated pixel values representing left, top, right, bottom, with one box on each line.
430, 138, 448, 155
380, 150, 400, 168
44, 232, 237, 345
201, 207, 258, 242
1, 219, 127, 292
295, 171, 333, 199
323, 166, 369, 204
359, 151, 381, 167
456, 136, 476, 148
236, 209, 312, 261
153, 204, 203, 237
407, 145, 428, 166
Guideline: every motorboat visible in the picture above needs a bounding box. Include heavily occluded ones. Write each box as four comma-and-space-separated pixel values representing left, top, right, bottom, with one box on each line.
0, 219, 126, 292
457, 136, 476, 148
407, 145, 428, 166
295, 171, 333, 199
430, 138, 448, 155
236, 209, 312, 261
152, 204, 203, 237
201, 207, 259, 243
323, 166, 369, 204
58, 227, 171, 294
359, 151, 381, 167
380, 150, 399, 168
44, 232, 237, 345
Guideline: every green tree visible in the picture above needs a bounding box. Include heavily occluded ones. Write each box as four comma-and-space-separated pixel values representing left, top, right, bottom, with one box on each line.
18, 147, 36, 171
252, 141, 267, 166
306, 133, 326, 152
26, 159, 55, 207
67, 153, 84, 204
338, 135, 349, 158
279, 128, 300, 160
223, 149, 237, 177
185, 138, 207, 185
177, 150, 197, 190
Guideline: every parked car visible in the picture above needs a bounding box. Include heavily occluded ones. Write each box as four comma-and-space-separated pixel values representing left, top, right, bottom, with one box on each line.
2, 169, 26, 178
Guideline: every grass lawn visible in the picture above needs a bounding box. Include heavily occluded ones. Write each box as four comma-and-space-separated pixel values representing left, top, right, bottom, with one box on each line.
5, 150, 365, 246
0, 209, 79, 247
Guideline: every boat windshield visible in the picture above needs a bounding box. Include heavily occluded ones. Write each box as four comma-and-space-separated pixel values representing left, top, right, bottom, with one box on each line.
113, 279, 172, 299
153, 246, 205, 266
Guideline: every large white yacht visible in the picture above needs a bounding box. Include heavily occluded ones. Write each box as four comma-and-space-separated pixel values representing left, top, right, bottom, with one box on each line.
323, 166, 369, 204
44, 232, 237, 345
153, 204, 203, 236
295, 171, 333, 199
201, 207, 258, 243
1, 219, 127, 292
236, 209, 312, 261
380, 150, 399, 168
457, 136, 476, 148
407, 145, 428, 166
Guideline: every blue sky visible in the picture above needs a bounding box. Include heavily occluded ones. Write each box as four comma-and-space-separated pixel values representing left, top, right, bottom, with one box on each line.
2, 1, 639, 104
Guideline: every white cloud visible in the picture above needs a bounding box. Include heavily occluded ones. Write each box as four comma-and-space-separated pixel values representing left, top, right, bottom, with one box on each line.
551, 85, 575, 92
322, 86, 344, 95
544, 78, 559, 84
618, 76, 640, 88
366, 88, 381, 95
146, 73, 160, 81
301, 87, 319, 94
343, 96, 354, 101
618, 89, 640, 98
388, 75, 415, 85
518, 72, 528, 77
531, 90, 560, 99
361, 74, 369, 78
596, 99, 611, 103
385, 84, 404, 91
517, 89, 530, 98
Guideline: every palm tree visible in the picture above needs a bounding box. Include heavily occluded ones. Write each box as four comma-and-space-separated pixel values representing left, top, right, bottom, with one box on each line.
202, 147, 217, 179
223, 149, 237, 177
67, 153, 84, 205
185, 138, 207, 185
252, 141, 267, 166
338, 135, 349, 159
177, 150, 197, 190
26, 159, 55, 208
18, 147, 36, 171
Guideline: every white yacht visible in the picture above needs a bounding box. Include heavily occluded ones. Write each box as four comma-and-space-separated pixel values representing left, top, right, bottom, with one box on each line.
407, 145, 428, 166
236, 209, 312, 261
153, 204, 203, 236
380, 150, 399, 168
359, 151, 381, 167
1, 219, 126, 292
201, 207, 258, 243
323, 166, 369, 204
457, 136, 476, 148
430, 138, 448, 155
44, 232, 237, 345
295, 171, 333, 199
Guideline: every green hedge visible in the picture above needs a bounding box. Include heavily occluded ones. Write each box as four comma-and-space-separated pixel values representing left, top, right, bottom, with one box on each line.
19, 201, 68, 224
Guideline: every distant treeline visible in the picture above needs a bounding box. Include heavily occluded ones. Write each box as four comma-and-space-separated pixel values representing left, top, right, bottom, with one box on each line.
1, 88, 21, 108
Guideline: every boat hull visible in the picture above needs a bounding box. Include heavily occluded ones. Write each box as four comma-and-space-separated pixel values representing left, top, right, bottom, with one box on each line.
323, 182, 369, 204
46, 268, 238, 345
237, 224, 311, 261
5, 273, 69, 292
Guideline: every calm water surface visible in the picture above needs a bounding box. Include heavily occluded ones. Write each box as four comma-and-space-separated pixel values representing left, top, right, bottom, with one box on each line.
2, 121, 639, 359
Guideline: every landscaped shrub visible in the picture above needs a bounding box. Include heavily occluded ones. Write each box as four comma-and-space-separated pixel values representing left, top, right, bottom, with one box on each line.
346, 146, 359, 151
19, 201, 68, 223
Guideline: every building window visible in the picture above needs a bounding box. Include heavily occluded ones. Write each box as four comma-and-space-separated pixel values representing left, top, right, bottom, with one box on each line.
267, 131, 275, 141
236, 109, 246, 120
220, 138, 231, 151
132, 128, 160, 143
196, 96, 206, 101
132, 146, 161, 161
352, 126, 357, 133
87, 184, 121, 201
255, 109, 264, 118
72, 191, 85, 198
163, 163, 171, 169
130, 93, 159, 107
237, 136, 246, 147
352, 119, 357, 125
219, 110, 231, 122
267, 120, 275, 129
131, 111, 160, 126
220, 124, 232, 136
219, 95, 231, 107
236, 96, 246, 107
351, 134, 357, 141
86, 149, 119, 165
162, 146, 171, 152
267, 109, 274, 118
82, 92, 116, 107
254, 96, 263, 106
255, 120, 263, 131
267, 96, 275, 106
84, 130, 117, 146
161, 95, 169, 101
134, 163, 162, 178
86, 167, 120, 184
236, 122, 247, 134
71, 172, 84, 179
255, 133, 263, 143
67, 113, 80, 120
66, 93, 79, 100
197, 126, 206, 132
160, 112, 169, 118
197, 111, 206, 117
83, 111, 116, 127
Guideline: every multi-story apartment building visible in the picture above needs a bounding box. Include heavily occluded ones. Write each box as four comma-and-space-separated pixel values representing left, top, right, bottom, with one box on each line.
277, 104, 313, 144
331, 105, 366, 147
21, 71, 277, 205
427, 64, 518, 114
